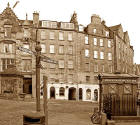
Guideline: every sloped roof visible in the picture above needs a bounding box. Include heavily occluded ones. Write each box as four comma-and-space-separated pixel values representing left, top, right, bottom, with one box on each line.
109, 24, 121, 31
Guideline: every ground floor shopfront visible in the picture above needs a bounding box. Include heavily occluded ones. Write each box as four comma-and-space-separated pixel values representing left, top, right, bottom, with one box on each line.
44, 83, 99, 102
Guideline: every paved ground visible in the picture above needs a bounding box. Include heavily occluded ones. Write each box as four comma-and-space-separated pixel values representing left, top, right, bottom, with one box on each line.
0, 99, 140, 125
0, 99, 97, 125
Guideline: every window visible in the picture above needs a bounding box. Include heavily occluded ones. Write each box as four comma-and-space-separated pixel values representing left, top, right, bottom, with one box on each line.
50, 45, 55, 53
5, 28, 11, 38
59, 32, 64, 40
102, 65, 105, 72
50, 63, 56, 69
109, 65, 113, 73
42, 21, 49, 27
86, 89, 91, 100
68, 74, 73, 83
94, 64, 98, 72
79, 25, 84, 32
93, 38, 97, 45
41, 30, 46, 40
4, 43, 13, 53
59, 60, 64, 68
59, 87, 65, 96
93, 28, 96, 34
68, 33, 72, 41
86, 76, 90, 82
94, 51, 98, 59
85, 63, 90, 72
22, 59, 32, 72
108, 40, 111, 48
108, 53, 112, 60
85, 49, 89, 57
59, 45, 64, 54
68, 46, 73, 54
41, 44, 46, 53
106, 31, 109, 37
100, 52, 104, 59
100, 39, 104, 46
68, 60, 73, 69
1, 58, 15, 71
49, 32, 54, 40
85, 36, 88, 44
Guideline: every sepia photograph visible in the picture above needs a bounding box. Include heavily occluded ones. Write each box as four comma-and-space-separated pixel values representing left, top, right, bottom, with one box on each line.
0, 0, 140, 125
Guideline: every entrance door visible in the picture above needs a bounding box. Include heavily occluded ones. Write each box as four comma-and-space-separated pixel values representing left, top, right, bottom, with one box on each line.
50, 87, 55, 99
79, 88, 83, 100
23, 78, 32, 94
68, 87, 76, 100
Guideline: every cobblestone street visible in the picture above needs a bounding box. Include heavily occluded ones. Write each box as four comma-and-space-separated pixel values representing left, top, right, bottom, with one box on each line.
0, 99, 96, 125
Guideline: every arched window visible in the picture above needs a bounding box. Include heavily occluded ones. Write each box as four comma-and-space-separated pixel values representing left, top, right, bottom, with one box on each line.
94, 89, 98, 101
86, 89, 91, 100
59, 87, 65, 96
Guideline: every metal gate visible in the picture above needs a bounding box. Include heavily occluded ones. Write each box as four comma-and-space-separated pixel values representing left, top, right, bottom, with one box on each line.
103, 94, 137, 118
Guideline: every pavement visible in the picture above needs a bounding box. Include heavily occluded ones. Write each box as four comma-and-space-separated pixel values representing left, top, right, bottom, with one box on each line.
0, 99, 140, 125
0, 99, 97, 125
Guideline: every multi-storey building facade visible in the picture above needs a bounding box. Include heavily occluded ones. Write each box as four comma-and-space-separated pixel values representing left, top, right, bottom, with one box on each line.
0, 3, 137, 101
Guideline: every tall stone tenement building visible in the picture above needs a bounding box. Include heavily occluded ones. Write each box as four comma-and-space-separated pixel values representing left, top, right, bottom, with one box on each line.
0, 3, 137, 101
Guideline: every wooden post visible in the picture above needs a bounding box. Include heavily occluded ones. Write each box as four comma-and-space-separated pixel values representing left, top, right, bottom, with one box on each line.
43, 76, 48, 125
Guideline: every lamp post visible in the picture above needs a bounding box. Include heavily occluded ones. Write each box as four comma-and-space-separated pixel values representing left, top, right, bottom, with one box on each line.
91, 74, 103, 124
35, 41, 42, 112
97, 74, 102, 113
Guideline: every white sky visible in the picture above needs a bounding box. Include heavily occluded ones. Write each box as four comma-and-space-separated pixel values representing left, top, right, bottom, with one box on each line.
1, 0, 140, 64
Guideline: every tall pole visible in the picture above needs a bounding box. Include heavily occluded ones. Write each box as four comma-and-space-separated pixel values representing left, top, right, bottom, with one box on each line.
98, 74, 102, 113
35, 29, 42, 112
43, 76, 48, 125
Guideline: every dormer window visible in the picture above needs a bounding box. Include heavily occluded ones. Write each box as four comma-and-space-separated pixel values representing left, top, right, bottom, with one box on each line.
93, 28, 96, 34
4, 27, 11, 38
106, 31, 109, 37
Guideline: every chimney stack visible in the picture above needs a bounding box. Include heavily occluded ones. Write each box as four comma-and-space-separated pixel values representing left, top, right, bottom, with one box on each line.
33, 12, 39, 27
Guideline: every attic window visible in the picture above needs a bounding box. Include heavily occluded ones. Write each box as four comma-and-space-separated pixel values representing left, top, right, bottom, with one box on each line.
106, 31, 109, 37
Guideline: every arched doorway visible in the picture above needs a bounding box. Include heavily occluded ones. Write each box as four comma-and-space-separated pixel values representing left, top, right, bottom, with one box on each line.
86, 89, 91, 100
79, 88, 83, 100
68, 87, 76, 100
50, 87, 55, 99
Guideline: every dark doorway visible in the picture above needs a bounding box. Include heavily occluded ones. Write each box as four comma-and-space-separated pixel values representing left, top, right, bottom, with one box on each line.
23, 78, 32, 94
50, 87, 55, 99
79, 88, 83, 100
69, 87, 76, 100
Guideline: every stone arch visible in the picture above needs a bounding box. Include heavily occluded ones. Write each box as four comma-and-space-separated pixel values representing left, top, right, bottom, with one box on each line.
86, 89, 91, 100
50, 87, 55, 99
68, 87, 76, 100
59, 87, 65, 96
